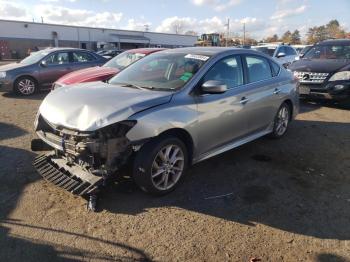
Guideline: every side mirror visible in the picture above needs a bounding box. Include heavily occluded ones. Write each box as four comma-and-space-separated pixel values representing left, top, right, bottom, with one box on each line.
201, 80, 227, 94
40, 60, 47, 67
277, 52, 286, 58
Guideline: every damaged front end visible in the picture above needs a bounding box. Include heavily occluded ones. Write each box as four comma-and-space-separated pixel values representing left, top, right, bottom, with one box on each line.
32, 114, 139, 196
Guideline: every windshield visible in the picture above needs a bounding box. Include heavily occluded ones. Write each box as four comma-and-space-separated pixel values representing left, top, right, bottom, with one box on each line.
303, 44, 350, 59
109, 52, 210, 91
20, 50, 49, 65
252, 47, 276, 57
104, 52, 146, 70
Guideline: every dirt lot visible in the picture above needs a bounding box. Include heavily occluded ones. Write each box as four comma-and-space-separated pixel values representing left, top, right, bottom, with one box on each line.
0, 89, 349, 262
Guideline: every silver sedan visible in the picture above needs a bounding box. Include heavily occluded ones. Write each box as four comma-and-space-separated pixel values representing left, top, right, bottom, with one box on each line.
32, 47, 299, 200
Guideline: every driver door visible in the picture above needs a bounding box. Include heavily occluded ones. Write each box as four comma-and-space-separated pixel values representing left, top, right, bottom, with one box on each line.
39, 51, 72, 88
194, 55, 249, 156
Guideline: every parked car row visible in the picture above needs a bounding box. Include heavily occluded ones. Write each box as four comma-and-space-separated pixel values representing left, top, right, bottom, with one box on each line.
251, 44, 298, 68
30, 47, 299, 210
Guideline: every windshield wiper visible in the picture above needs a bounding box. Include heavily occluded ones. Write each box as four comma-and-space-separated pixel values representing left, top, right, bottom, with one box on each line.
115, 82, 151, 90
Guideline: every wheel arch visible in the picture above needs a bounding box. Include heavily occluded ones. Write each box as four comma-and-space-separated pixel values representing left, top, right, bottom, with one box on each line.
282, 99, 293, 121
14, 74, 39, 90
157, 128, 194, 165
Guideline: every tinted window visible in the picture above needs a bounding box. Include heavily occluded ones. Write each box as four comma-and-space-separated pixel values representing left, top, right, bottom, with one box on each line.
44, 52, 70, 65
286, 46, 297, 55
304, 44, 350, 59
277, 46, 286, 56
72, 52, 96, 62
246, 56, 272, 83
202, 56, 243, 89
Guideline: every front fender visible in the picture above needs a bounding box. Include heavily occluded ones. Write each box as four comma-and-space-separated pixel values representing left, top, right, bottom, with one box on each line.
126, 96, 199, 151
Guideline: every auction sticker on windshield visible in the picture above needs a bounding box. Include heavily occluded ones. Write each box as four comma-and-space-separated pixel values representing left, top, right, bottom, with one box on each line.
185, 54, 210, 61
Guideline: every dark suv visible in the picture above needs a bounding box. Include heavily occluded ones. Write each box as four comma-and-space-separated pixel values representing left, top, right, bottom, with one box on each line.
290, 39, 350, 101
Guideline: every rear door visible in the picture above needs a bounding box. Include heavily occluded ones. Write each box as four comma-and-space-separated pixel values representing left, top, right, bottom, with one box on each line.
70, 51, 99, 71
241, 55, 282, 134
39, 51, 72, 88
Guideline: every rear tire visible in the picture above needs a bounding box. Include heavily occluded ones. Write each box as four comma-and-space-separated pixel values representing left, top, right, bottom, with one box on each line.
14, 76, 37, 96
269, 102, 291, 139
133, 136, 188, 195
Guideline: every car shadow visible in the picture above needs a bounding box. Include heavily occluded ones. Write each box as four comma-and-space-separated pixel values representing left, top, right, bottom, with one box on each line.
316, 253, 349, 262
0, 122, 27, 140
0, 123, 152, 261
300, 99, 350, 113
99, 118, 350, 240
1, 90, 48, 101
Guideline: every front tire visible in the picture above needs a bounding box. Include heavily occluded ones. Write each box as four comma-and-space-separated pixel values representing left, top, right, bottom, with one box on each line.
269, 102, 291, 138
133, 136, 188, 195
14, 76, 37, 96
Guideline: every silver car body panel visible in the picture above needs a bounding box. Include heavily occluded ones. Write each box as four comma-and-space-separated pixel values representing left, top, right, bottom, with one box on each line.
40, 81, 173, 131
37, 47, 299, 165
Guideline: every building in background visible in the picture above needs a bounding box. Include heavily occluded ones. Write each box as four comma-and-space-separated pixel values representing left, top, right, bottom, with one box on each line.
0, 19, 198, 59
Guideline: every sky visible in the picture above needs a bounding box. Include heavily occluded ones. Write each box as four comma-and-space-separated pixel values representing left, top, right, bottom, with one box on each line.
0, 0, 349, 40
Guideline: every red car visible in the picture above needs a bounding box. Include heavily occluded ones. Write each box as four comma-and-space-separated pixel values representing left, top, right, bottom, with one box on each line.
52, 48, 166, 89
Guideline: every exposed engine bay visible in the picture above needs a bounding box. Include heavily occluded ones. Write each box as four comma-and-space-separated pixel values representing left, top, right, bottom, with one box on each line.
32, 114, 143, 209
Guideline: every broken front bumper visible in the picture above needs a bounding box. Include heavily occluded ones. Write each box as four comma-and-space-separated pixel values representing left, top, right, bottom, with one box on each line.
33, 153, 103, 196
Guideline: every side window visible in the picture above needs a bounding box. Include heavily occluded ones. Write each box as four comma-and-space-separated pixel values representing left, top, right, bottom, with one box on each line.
72, 52, 96, 63
270, 61, 281, 77
202, 56, 243, 89
286, 47, 297, 56
44, 52, 69, 65
245, 56, 273, 83
277, 46, 286, 56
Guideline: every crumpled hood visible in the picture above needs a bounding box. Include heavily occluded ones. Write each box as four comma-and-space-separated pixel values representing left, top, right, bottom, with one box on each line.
39, 82, 173, 131
56, 66, 119, 85
0, 62, 29, 72
290, 59, 350, 73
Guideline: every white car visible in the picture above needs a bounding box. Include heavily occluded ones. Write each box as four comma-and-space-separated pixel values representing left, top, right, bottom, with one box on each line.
252, 44, 298, 67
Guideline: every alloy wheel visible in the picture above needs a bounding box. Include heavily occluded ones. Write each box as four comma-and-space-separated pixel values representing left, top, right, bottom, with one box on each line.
151, 144, 185, 191
275, 105, 289, 136
18, 78, 35, 95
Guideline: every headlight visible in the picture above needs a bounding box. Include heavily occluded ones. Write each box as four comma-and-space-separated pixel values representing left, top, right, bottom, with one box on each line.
0, 72, 6, 78
329, 71, 350, 81
52, 82, 63, 90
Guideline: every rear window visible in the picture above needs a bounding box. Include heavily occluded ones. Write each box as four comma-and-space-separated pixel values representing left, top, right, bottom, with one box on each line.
245, 56, 273, 83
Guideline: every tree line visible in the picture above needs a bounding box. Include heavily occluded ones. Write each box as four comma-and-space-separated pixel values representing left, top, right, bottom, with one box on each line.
262, 20, 348, 45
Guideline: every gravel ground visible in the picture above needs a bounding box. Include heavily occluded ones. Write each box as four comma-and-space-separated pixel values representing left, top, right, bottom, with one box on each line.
0, 90, 349, 262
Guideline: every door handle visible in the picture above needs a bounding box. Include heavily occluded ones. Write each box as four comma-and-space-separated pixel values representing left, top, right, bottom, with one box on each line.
240, 97, 249, 104
273, 88, 281, 94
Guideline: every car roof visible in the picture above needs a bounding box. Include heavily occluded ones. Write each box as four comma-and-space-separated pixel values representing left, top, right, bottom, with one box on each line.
126, 48, 167, 54
319, 39, 350, 45
39, 47, 93, 53
160, 47, 246, 56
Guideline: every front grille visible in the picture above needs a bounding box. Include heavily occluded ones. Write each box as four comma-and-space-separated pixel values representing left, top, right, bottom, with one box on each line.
33, 154, 102, 196
294, 71, 329, 84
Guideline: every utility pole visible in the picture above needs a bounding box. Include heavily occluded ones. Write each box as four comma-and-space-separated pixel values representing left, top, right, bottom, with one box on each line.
243, 23, 246, 45
225, 18, 230, 47
41, 16, 44, 23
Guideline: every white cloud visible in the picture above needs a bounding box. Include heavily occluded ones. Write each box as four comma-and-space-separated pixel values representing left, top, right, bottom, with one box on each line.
34, 4, 123, 28
155, 15, 267, 38
123, 18, 152, 31
270, 5, 307, 20
0, 0, 29, 20
191, 0, 241, 12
